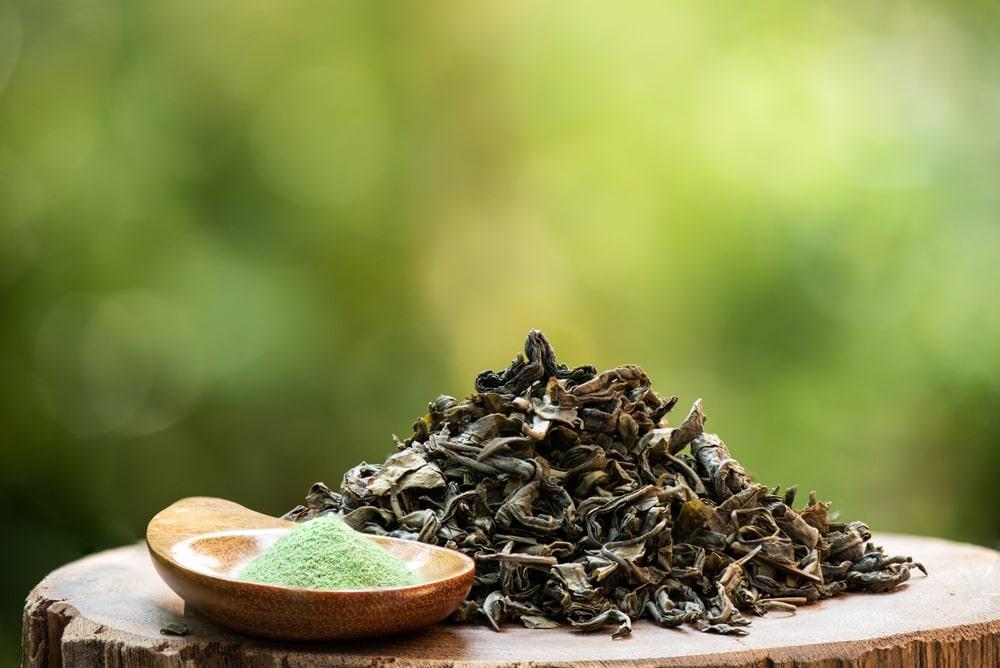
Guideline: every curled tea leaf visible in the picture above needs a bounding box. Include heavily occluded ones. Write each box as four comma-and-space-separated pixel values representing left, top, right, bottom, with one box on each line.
520, 614, 561, 629
288, 330, 922, 638
570, 609, 632, 639
159, 622, 189, 636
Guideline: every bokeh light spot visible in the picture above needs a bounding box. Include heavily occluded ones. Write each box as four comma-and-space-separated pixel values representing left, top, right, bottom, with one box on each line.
251, 64, 389, 210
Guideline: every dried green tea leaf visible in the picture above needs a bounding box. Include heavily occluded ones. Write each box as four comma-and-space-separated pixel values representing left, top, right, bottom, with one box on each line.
520, 614, 561, 629
288, 330, 923, 638
159, 622, 189, 636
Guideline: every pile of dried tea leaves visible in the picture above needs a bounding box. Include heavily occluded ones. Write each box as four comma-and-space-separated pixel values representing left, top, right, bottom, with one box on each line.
286, 331, 924, 638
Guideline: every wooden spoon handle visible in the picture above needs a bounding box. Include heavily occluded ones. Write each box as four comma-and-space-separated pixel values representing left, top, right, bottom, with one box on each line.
147, 497, 293, 559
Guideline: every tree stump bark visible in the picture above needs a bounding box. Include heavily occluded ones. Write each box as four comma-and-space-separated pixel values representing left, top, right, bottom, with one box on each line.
22, 534, 1000, 667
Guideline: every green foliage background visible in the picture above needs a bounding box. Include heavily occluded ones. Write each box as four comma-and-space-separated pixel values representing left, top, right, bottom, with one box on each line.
2, 0, 998, 659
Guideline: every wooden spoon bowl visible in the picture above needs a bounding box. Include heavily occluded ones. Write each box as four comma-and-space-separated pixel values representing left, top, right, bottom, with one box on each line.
146, 497, 475, 640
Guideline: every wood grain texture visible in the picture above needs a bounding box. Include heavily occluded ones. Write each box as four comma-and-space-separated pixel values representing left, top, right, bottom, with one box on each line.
145, 497, 474, 640
22, 534, 1000, 668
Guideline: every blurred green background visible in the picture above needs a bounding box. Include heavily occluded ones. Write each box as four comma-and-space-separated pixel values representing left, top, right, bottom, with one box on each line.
2, 0, 999, 659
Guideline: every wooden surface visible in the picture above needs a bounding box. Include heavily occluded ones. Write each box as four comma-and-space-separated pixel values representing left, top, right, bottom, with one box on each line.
23, 534, 1000, 667
145, 497, 474, 640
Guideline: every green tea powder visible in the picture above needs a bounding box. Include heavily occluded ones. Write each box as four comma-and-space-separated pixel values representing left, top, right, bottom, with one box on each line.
238, 515, 416, 589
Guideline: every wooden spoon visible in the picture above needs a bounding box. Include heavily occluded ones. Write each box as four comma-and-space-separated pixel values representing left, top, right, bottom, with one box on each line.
146, 497, 475, 640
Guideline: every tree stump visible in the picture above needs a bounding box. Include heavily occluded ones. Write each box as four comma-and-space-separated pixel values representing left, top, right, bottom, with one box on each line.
22, 534, 1000, 667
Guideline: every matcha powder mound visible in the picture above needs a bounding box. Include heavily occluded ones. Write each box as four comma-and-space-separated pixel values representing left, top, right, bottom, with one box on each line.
238, 515, 417, 590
